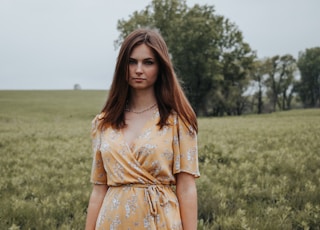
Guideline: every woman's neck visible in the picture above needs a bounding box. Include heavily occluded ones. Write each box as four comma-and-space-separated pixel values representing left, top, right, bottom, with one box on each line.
128, 89, 157, 111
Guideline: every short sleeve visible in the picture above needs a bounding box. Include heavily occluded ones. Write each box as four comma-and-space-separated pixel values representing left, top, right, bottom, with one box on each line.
90, 114, 108, 184
172, 115, 200, 178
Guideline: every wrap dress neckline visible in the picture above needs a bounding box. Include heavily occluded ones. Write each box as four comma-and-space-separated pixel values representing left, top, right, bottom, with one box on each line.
121, 108, 159, 154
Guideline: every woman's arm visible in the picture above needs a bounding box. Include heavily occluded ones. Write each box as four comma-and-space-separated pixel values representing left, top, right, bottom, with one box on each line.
176, 172, 198, 230
85, 184, 109, 230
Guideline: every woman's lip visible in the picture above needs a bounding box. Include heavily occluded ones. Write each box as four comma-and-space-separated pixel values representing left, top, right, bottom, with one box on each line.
132, 77, 146, 81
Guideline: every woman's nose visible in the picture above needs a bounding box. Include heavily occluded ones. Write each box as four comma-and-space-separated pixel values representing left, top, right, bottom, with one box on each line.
136, 62, 143, 74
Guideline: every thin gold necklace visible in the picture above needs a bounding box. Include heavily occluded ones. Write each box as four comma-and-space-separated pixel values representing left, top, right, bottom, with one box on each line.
125, 102, 157, 114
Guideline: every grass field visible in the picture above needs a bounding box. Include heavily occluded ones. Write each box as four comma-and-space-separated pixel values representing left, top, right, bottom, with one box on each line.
0, 90, 319, 230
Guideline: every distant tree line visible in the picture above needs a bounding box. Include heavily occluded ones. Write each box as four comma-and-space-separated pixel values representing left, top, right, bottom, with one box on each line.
116, 0, 320, 116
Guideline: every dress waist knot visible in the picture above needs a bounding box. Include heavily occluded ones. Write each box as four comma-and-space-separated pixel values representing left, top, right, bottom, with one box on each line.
109, 184, 172, 216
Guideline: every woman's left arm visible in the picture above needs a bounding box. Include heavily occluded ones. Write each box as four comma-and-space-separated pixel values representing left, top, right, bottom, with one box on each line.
176, 172, 198, 230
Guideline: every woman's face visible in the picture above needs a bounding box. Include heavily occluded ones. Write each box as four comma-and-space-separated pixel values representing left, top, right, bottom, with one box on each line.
128, 43, 159, 91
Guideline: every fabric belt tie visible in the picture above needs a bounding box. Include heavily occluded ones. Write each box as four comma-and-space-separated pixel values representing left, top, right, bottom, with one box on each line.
110, 184, 171, 216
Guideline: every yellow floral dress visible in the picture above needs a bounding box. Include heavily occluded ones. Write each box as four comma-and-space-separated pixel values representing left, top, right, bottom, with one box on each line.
90, 109, 200, 230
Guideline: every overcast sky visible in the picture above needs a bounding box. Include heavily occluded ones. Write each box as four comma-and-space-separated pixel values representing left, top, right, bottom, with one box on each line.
0, 0, 319, 90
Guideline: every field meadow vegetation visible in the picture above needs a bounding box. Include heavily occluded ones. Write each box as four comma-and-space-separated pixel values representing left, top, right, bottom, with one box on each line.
0, 90, 319, 230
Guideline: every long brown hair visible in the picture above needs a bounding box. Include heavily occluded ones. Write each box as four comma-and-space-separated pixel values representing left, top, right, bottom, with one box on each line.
99, 28, 197, 133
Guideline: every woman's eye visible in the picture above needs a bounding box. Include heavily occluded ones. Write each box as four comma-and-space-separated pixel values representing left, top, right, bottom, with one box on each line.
145, 60, 154, 65
128, 59, 136, 64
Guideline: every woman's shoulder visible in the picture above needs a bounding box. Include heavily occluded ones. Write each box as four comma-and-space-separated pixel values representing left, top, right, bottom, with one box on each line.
169, 111, 196, 134
168, 111, 189, 129
91, 112, 106, 132
92, 112, 104, 123
98, 112, 106, 120
167, 111, 178, 123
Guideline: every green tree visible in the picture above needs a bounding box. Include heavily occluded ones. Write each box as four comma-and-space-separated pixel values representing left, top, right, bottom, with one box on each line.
213, 20, 255, 116
250, 59, 268, 114
115, 0, 187, 49
265, 55, 297, 111
171, 4, 221, 115
297, 47, 320, 108
116, 0, 255, 116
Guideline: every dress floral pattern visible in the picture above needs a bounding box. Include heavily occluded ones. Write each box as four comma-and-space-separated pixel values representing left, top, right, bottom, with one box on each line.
90, 109, 200, 230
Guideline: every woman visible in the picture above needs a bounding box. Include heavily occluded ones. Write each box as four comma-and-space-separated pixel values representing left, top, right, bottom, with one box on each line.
85, 28, 200, 230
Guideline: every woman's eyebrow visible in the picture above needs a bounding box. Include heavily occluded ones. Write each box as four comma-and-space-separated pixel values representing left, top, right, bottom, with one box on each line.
129, 57, 154, 60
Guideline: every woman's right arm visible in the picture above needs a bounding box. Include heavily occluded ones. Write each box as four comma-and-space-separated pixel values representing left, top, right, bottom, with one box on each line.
85, 184, 109, 230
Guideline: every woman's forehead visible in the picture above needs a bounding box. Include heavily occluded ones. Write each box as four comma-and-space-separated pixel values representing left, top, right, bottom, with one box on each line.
130, 44, 156, 59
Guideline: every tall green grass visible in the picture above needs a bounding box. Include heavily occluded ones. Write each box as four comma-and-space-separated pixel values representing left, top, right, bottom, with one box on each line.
0, 90, 107, 229
0, 90, 319, 229
197, 110, 320, 229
